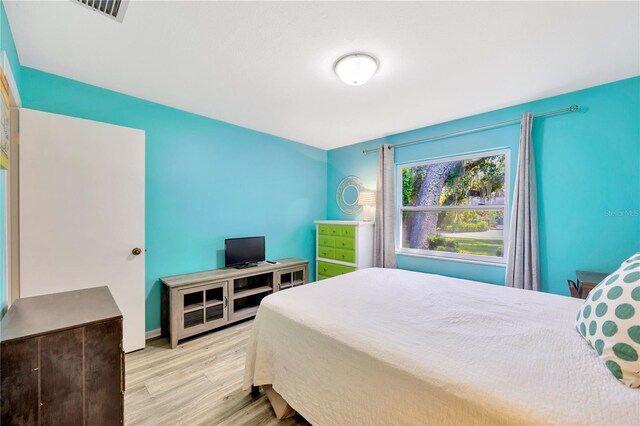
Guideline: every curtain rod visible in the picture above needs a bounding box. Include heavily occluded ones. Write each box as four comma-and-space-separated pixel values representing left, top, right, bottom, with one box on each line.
362, 104, 580, 155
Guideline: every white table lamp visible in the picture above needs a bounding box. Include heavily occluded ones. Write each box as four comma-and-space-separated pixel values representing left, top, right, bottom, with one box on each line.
358, 192, 376, 222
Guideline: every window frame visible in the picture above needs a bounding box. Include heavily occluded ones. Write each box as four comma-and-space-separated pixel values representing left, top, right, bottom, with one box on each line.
395, 149, 510, 266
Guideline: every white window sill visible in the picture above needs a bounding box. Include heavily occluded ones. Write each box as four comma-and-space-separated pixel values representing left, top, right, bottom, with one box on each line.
395, 249, 507, 268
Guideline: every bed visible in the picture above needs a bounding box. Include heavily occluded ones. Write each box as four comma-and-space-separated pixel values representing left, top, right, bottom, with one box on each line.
243, 268, 640, 425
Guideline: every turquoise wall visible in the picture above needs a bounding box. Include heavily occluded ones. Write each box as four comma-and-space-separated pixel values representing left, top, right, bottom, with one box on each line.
21, 68, 327, 331
0, 1, 20, 89
328, 77, 640, 295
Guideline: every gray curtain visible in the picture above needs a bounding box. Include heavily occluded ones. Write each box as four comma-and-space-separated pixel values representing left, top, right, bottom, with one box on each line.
505, 113, 540, 290
373, 144, 396, 268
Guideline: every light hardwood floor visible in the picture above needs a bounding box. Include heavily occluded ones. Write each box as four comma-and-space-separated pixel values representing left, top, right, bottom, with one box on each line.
125, 319, 309, 425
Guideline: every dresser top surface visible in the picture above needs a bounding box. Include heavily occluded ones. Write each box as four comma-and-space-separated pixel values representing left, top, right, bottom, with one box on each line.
1, 286, 122, 343
161, 258, 308, 288
576, 270, 610, 285
314, 220, 374, 226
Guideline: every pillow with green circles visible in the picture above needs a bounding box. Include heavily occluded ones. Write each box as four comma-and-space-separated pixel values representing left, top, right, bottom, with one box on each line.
576, 253, 640, 388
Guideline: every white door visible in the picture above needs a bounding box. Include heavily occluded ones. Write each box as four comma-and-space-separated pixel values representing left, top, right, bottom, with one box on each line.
19, 108, 145, 352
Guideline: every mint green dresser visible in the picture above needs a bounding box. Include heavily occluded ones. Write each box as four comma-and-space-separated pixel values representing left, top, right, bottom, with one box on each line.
315, 221, 374, 280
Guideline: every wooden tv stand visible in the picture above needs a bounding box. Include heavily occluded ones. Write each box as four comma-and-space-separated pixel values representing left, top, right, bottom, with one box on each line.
160, 258, 308, 348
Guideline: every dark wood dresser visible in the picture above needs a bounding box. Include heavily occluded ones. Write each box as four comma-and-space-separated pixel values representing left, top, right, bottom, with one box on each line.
1, 287, 124, 425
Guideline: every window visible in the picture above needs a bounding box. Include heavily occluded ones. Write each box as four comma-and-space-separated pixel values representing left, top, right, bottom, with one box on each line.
397, 150, 509, 264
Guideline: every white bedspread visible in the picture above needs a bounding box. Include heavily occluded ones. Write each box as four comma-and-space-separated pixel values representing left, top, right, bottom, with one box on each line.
244, 268, 640, 425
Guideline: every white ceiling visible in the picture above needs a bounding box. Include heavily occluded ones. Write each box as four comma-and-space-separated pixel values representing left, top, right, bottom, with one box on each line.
5, 1, 639, 150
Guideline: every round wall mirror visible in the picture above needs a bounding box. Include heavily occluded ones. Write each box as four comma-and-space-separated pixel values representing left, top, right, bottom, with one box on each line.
342, 185, 359, 205
336, 175, 365, 215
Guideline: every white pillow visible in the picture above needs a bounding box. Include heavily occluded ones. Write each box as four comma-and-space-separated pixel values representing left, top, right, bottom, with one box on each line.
576, 253, 640, 388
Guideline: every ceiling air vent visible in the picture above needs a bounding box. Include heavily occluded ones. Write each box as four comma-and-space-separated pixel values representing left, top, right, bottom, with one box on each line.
74, 0, 129, 23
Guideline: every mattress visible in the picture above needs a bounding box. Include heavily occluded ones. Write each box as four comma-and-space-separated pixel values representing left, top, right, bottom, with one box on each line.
244, 268, 640, 425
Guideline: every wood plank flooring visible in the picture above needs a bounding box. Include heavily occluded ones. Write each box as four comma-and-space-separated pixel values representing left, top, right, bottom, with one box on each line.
124, 320, 309, 425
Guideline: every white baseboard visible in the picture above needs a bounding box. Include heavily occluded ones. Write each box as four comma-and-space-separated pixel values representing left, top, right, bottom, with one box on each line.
145, 328, 162, 340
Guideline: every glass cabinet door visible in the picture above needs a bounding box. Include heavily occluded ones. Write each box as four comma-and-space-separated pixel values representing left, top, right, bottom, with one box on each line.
179, 281, 228, 333
275, 267, 307, 292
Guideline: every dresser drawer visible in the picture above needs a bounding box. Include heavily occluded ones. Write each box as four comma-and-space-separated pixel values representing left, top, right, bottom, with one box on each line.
334, 236, 355, 250
318, 224, 331, 235
327, 225, 341, 236
317, 261, 335, 277
318, 235, 335, 248
334, 249, 355, 263
317, 261, 356, 278
340, 225, 356, 237
317, 247, 335, 260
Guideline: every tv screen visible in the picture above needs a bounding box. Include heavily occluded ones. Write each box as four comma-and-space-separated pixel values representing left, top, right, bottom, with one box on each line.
225, 236, 265, 267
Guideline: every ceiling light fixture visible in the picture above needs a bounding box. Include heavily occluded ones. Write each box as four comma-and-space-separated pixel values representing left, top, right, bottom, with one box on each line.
334, 53, 378, 86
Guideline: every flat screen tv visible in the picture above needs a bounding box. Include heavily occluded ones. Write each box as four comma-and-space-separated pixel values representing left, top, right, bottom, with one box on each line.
225, 236, 265, 268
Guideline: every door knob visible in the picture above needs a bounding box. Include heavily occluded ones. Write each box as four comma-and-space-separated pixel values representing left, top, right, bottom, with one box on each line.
132, 248, 142, 256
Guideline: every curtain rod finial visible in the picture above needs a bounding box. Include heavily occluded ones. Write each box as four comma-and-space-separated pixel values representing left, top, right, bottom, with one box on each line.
569, 104, 579, 112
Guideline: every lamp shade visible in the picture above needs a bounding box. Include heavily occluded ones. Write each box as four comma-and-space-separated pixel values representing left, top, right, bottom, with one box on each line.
358, 191, 376, 206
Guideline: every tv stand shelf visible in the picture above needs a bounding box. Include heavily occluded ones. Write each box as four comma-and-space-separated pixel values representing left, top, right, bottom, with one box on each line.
161, 258, 308, 348
234, 285, 272, 299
